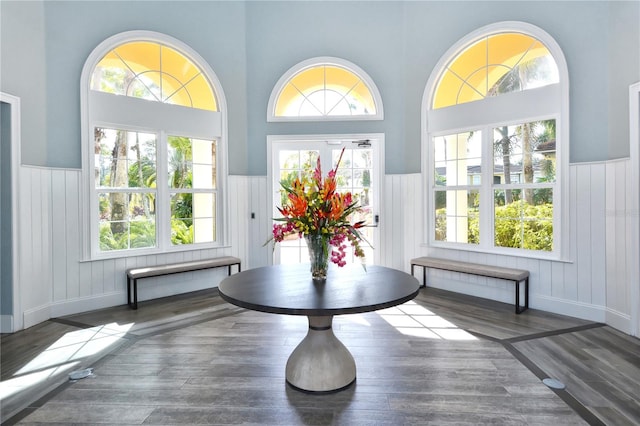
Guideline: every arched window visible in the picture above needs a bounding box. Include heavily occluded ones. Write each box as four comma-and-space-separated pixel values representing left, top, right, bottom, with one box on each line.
81, 31, 228, 259
92, 41, 218, 111
268, 57, 383, 121
423, 22, 568, 258
433, 32, 559, 109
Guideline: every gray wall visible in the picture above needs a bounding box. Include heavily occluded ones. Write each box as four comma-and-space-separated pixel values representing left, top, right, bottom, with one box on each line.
0, 1, 47, 166
1, 0, 638, 173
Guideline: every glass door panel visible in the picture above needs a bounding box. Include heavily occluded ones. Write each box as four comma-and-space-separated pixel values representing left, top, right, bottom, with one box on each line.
271, 139, 380, 266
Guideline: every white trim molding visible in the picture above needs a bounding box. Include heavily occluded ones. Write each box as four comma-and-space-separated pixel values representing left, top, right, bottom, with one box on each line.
267, 56, 384, 122
421, 21, 570, 261
629, 81, 640, 337
79, 30, 230, 261
0, 92, 22, 332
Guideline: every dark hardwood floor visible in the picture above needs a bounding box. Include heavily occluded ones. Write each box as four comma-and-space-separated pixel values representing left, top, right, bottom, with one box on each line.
1, 286, 639, 425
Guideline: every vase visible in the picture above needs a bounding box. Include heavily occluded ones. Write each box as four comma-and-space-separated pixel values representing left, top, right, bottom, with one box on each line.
305, 234, 330, 281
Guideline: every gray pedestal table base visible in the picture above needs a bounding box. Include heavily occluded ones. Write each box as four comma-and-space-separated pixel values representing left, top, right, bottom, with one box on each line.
285, 315, 356, 393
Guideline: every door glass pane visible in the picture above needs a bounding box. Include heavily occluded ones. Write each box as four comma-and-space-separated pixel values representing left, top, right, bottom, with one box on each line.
333, 147, 374, 262
273, 143, 378, 266
276, 149, 320, 263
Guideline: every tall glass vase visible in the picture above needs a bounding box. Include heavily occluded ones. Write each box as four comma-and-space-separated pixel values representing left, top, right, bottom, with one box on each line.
305, 234, 330, 281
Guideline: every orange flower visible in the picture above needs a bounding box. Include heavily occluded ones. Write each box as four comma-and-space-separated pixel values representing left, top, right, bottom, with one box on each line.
320, 177, 336, 200
328, 195, 345, 220
288, 193, 308, 217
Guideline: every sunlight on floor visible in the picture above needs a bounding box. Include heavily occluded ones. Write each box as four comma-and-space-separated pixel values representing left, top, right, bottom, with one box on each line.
377, 301, 477, 340
0, 322, 133, 400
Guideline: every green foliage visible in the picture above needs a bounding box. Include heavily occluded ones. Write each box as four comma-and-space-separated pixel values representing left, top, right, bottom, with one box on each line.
99, 220, 156, 251
172, 193, 193, 227
168, 136, 193, 189
279, 171, 300, 206
130, 221, 156, 248
468, 213, 480, 244
435, 201, 553, 251
495, 202, 552, 251
98, 132, 202, 251
171, 219, 194, 245
128, 158, 156, 188
362, 169, 371, 187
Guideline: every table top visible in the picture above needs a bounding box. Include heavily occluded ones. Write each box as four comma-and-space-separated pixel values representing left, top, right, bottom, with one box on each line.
218, 264, 420, 316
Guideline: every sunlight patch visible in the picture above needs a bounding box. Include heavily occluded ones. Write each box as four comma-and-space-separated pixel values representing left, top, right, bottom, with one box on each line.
15, 323, 133, 376
343, 314, 371, 327
0, 362, 80, 400
378, 302, 477, 341
431, 328, 477, 340
395, 327, 443, 339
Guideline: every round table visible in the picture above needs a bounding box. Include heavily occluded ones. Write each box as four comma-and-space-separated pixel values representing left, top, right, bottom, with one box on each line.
218, 263, 420, 393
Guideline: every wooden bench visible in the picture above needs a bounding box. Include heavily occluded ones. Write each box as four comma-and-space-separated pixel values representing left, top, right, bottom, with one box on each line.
126, 256, 241, 310
410, 256, 529, 314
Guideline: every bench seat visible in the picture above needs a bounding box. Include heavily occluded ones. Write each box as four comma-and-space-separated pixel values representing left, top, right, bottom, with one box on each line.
126, 256, 241, 310
410, 256, 529, 314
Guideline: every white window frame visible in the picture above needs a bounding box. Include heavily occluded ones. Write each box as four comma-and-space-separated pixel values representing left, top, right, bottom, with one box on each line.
80, 31, 229, 260
422, 21, 570, 260
267, 56, 384, 122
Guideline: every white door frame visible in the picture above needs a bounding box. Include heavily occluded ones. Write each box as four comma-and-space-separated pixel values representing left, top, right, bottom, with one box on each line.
1, 92, 22, 332
630, 82, 640, 337
267, 133, 385, 266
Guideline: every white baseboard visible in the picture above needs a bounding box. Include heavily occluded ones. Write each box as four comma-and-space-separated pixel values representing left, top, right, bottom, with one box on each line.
532, 294, 606, 323
48, 272, 225, 319
605, 308, 632, 334
23, 304, 52, 330
49, 291, 125, 318
0, 315, 14, 333
417, 274, 607, 324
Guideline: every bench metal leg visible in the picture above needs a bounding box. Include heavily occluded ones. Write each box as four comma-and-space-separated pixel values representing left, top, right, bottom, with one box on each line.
127, 276, 139, 310
228, 263, 241, 275
133, 278, 138, 310
515, 278, 529, 314
411, 264, 427, 288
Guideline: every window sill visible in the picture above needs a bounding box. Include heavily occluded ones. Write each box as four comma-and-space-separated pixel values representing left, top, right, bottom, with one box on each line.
420, 242, 573, 263
81, 243, 233, 263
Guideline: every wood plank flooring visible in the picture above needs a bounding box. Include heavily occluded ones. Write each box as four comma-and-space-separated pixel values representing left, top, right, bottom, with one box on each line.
1, 287, 638, 425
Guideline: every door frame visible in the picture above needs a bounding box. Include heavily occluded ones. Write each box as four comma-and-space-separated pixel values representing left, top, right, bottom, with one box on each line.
1, 92, 22, 332
630, 82, 640, 337
266, 133, 385, 266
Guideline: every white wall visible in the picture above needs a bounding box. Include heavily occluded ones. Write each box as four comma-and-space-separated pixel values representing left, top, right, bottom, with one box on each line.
18, 170, 249, 329
14, 160, 636, 335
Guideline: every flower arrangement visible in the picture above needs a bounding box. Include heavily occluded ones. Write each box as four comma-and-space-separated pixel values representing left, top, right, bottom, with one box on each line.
271, 148, 368, 273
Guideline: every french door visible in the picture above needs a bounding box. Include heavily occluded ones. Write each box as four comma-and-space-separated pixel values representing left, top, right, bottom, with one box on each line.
268, 135, 383, 267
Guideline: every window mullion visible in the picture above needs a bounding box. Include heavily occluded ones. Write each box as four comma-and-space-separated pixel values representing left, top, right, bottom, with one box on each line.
157, 130, 170, 250
481, 127, 493, 250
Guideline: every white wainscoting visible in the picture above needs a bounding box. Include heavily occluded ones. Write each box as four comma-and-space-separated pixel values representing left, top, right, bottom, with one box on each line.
605, 158, 633, 333
15, 160, 636, 334
18, 167, 250, 329
408, 161, 633, 329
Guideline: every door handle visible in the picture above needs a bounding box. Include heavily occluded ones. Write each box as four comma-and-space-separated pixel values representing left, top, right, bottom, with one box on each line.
365, 214, 379, 228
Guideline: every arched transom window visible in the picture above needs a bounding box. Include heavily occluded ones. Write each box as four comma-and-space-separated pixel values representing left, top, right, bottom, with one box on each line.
92, 41, 218, 111
424, 22, 568, 259
268, 57, 383, 121
433, 32, 559, 109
